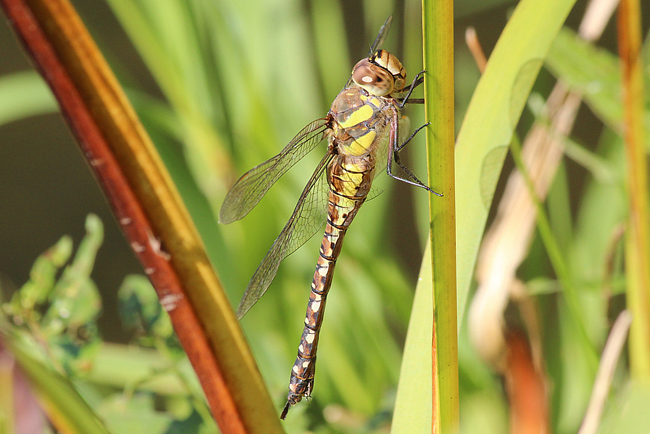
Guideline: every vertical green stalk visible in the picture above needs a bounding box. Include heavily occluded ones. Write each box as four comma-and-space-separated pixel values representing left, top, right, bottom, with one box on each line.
422, 0, 458, 432
618, 0, 650, 379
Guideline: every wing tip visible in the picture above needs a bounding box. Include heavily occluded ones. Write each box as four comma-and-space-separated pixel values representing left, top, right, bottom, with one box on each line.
218, 206, 241, 225
235, 304, 249, 320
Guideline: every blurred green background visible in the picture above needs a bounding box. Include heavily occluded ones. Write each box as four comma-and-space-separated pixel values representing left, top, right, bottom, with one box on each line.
2, 0, 646, 432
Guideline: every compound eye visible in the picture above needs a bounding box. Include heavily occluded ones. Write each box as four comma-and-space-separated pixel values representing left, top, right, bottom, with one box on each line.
352, 59, 394, 96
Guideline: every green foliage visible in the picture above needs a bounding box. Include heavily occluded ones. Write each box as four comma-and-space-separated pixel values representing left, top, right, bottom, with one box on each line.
0, 71, 58, 126
104, 1, 419, 430
541, 24, 650, 433
1, 215, 217, 433
6, 215, 103, 376
119, 275, 175, 344
546, 27, 628, 133
454, 0, 577, 313
391, 247, 433, 433
455, 10, 650, 434
4, 0, 650, 432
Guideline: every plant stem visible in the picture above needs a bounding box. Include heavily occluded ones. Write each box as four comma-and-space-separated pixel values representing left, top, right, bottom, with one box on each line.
422, 0, 458, 432
618, 0, 650, 379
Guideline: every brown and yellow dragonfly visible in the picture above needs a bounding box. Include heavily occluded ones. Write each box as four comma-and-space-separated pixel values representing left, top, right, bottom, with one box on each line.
220, 16, 441, 419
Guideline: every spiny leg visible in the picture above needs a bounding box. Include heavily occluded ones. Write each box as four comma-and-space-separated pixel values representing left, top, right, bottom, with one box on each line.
387, 119, 443, 196
398, 70, 426, 108
396, 121, 430, 153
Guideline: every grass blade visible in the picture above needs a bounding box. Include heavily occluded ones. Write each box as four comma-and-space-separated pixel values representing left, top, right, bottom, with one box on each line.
391, 246, 434, 433
0, 71, 57, 126
454, 0, 577, 314
4, 331, 110, 434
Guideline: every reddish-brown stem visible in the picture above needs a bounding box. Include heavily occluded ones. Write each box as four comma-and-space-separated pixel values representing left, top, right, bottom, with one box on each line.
0, 0, 283, 432
504, 333, 549, 434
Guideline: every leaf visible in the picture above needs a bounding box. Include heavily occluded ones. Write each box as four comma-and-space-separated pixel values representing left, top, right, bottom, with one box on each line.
391, 245, 433, 433
0, 71, 58, 126
455, 0, 578, 314
11, 235, 73, 314
118, 275, 174, 340
43, 215, 103, 336
545, 27, 627, 134
5, 330, 110, 434
600, 381, 650, 434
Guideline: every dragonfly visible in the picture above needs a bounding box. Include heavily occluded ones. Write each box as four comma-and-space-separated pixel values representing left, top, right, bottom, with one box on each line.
220, 16, 442, 419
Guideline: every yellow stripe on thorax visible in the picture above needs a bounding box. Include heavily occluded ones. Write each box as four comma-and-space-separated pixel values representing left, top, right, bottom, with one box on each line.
367, 96, 382, 107
338, 104, 374, 128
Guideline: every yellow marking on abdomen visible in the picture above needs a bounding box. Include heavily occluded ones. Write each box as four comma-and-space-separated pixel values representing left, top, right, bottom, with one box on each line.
333, 172, 364, 197
344, 130, 376, 156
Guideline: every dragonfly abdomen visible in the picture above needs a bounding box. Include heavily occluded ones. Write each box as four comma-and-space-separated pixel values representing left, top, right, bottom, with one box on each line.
282, 162, 372, 416
283, 224, 346, 415
283, 227, 340, 413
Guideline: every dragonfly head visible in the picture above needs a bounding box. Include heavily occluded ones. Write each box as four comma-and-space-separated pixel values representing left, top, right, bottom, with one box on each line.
352, 49, 406, 96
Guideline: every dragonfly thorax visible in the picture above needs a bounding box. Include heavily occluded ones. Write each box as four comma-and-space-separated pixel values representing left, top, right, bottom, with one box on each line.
351, 49, 406, 96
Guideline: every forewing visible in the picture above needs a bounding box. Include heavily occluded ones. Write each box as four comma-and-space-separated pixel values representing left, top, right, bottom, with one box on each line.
369, 16, 393, 56
236, 153, 333, 319
344, 16, 393, 89
219, 118, 329, 224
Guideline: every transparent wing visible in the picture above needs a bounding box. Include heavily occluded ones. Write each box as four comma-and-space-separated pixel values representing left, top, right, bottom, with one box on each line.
344, 16, 393, 89
219, 118, 330, 224
369, 15, 393, 56
237, 153, 333, 319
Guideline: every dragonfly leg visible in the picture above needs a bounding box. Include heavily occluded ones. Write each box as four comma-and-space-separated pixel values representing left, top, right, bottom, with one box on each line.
387, 120, 443, 196
389, 154, 443, 196
396, 121, 430, 152
398, 70, 426, 108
